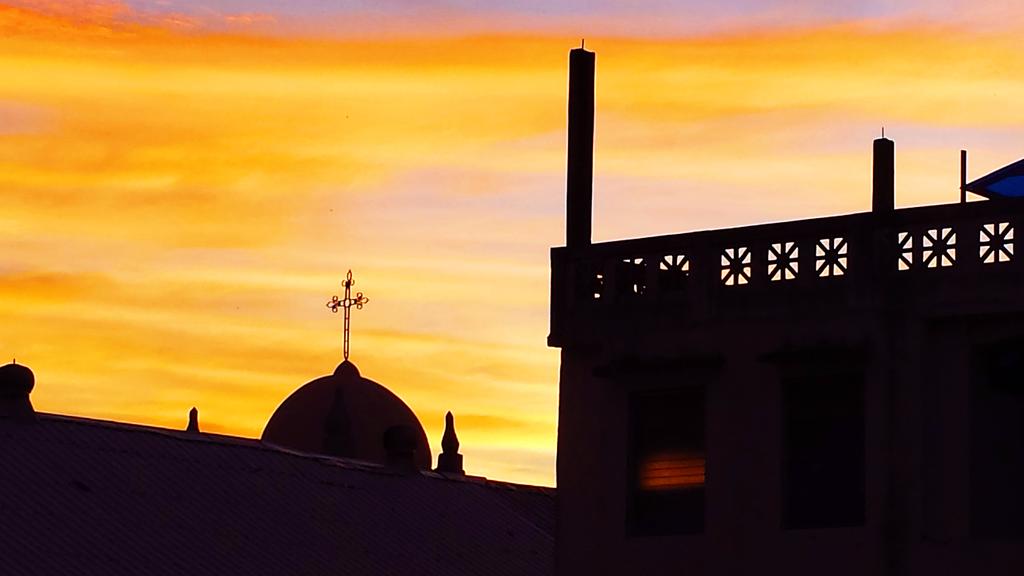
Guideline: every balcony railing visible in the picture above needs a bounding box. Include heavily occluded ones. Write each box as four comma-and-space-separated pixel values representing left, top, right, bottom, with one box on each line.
549, 199, 1024, 347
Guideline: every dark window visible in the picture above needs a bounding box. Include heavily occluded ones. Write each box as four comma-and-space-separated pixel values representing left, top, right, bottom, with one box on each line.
627, 386, 705, 536
781, 372, 864, 529
971, 341, 1024, 538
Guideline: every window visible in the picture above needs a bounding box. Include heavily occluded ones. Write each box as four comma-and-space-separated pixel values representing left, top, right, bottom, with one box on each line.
971, 340, 1024, 538
627, 386, 705, 536
781, 372, 864, 529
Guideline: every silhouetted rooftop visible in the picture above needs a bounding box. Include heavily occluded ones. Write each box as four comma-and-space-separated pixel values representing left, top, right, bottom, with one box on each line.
0, 412, 554, 576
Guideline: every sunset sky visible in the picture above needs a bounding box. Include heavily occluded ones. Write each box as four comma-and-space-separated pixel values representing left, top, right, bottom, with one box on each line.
3, 0, 1024, 485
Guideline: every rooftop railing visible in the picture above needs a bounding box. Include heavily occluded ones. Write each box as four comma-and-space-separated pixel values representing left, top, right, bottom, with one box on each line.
549, 199, 1024, 347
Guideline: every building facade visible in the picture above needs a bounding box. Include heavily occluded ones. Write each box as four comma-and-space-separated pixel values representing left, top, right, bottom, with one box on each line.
550, 47, 1024, 575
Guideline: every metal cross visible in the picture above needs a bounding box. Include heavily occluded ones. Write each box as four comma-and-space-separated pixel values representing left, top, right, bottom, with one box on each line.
326, 270, 369, 361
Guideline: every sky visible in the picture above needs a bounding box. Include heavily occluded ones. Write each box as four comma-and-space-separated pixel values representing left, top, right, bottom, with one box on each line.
2, 0, 1024, 485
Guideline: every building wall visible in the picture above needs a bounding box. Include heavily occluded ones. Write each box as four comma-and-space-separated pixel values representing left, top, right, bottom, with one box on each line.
552, 202, 1024, 575
557, 317, 884, 575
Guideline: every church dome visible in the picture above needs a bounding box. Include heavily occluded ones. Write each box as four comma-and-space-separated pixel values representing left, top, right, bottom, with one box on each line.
261, 361, 431, 470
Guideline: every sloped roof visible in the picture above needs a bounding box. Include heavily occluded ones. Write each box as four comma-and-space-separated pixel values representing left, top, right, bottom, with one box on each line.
965, 158, 1024, 199
0, 413, 554, 576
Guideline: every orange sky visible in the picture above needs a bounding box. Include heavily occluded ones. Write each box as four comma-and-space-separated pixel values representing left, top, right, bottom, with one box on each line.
3, 2, 1024, 485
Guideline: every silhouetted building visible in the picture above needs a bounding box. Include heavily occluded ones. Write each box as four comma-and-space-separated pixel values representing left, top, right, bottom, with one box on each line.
550, 46, 1024, 575
0, 361, 553, 575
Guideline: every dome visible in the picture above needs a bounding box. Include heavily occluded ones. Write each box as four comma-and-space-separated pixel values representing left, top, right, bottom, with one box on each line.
0, 362, 34, 397
0, 361, 36, 420
261, 361, 431, 470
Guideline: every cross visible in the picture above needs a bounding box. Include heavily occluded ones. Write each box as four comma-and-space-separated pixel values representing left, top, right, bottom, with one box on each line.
326, 270, 369, 361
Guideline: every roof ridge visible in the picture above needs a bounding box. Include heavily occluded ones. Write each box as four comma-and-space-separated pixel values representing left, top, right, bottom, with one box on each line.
34, 413, 555, 492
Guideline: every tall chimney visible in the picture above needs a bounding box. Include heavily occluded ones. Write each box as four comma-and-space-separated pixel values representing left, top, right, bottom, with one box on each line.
566, 46, 595, 248
872, 136, 894, 213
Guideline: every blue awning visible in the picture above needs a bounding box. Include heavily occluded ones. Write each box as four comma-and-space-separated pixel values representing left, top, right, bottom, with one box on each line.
965, 158, 1024, 199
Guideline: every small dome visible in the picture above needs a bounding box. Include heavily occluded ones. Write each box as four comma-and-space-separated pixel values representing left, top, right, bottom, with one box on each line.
0, 362, 34, 397
261, 361, 431, 470
0, 362, 36, 421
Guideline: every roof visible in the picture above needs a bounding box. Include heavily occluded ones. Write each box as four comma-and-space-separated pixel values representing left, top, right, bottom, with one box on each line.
0, 413, 554, 576
965, 158, 1024, 199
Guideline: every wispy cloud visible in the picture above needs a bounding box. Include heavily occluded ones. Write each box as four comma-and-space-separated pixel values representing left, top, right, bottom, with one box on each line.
11, 0, 1024, 37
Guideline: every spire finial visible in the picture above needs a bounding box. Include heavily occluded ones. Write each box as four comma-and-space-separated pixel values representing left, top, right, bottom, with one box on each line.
882, 126, 885, 138
186, 407, 200, 433
436, 411, 464, 474
581, 38, 585, 49
326, 269, 370, 361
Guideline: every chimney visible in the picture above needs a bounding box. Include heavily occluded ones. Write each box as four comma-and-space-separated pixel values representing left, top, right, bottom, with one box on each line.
383, 425, 418, 474
0, 361, 35, 421
566, 46, 595, 248
873, 136, 894, 213
435, 411, 464, 475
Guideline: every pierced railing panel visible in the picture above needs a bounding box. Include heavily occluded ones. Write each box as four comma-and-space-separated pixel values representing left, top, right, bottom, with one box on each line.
816, 237, 847, 277
722, 247, 752, 286
923, 227, 956, 268
898, 231, 914, 271
619, 258, 646, 297
980, 222, 1014, 264
574, 262, 605, 301
551, 201, 1024, 346
659, 254, 690, 292
769, 241, 799, 281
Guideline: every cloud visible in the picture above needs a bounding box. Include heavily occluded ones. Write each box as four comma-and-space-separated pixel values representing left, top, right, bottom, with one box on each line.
0, 100, 53, 135
1, 1, 286, 36
6, 0, 132, 23
15, 0, 1024, 39
222, 12, 275, 27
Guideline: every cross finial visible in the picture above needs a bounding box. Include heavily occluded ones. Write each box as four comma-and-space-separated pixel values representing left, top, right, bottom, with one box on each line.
326, 270, 369, 361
